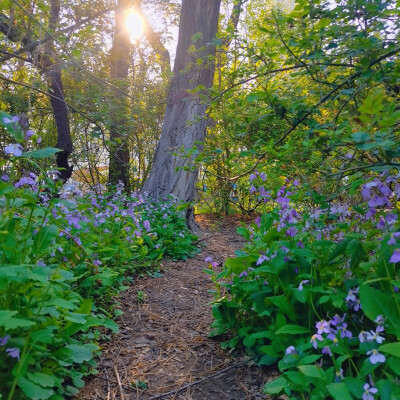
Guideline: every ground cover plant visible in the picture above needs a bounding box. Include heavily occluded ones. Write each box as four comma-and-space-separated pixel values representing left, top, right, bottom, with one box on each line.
207, 170, 400, 399
0, 113, 197, 399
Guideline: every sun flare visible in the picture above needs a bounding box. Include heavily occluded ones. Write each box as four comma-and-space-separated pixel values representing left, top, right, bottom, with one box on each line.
126, 9, 144, 42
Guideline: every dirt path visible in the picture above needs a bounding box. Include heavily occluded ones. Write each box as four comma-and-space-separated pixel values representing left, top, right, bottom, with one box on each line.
79, 216, 274, 400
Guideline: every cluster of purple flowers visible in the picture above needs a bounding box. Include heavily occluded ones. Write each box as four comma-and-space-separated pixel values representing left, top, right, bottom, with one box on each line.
311, 314, 353, 356
346, 287, 361, 311
14, 172, 38, 191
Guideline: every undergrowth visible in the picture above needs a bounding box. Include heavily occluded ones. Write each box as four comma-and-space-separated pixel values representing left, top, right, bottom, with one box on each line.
0, 112, 197, 399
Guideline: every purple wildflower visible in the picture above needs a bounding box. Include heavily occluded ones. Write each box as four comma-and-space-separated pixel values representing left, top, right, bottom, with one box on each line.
6, 347, 20, 360
249, 185, 256, 194
316, 320, 330, 334
205, 256, 213, 263
285, 346, 297, 355
359, 331, 368, 343
3, 116, 19, 124
363, 383, 378, 400
286, 226, 298, 237
367, 349, 385, 364
25, 130, 34, 138
376, 217, 386, 230
0, 335, 10, 346
366, 327, 385, 344
143, 220, 151, 232
310, 333, 323, 349
249, 173, 256, 181
298, 280, 309, 291
368, 196, 385, 208
386, 213, 398, 225
322, 346, 332, 356
257, 254, 269, 265
388, 235, 397, 245
4, 143, 23, 157
389, 249, 400, 263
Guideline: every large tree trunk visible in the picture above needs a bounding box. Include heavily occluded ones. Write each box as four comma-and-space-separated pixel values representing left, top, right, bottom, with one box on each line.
142, 0, 221, 226
108, 0, 132, 191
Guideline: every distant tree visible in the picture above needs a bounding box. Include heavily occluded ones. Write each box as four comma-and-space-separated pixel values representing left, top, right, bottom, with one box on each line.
108, 0, 132, 191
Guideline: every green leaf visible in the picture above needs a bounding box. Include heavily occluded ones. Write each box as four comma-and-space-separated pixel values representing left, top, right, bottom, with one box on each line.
298, 365, 325, 379
275, 325, 310, 335
326, 383, 353, 400
269, 295, 296, 321
18, 376, 53, 400
0, 310, 36, 329
28, 373, 55, 388
33, 225, 58, 255
263, 376, 287, 395
300, 355, 322, 365
65, 343, 98, 363
359, 285, 400, 335
31, 328, 55, 343
24, 147, 61, 159
379, 342, 400, 357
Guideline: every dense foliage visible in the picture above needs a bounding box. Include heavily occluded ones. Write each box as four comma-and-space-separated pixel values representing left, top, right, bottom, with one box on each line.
0, 114, 197, 399
206, 0, 400, 399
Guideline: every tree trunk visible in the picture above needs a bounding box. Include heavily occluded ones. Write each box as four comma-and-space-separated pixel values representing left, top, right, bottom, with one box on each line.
108, 0, 132, 191
48, 64, 73, 182
46, 0, 73, 183
142, 0, 221, 227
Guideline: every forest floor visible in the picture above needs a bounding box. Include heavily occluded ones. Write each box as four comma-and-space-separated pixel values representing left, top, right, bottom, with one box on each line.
78, 215, 276, 400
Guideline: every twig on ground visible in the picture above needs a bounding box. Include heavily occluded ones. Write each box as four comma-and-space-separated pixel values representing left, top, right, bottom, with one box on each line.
113, 365, 125, 400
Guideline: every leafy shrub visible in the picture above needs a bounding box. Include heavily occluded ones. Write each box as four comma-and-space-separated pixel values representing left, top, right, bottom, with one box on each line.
0, 113, 197, 399
208, 172, 400, 399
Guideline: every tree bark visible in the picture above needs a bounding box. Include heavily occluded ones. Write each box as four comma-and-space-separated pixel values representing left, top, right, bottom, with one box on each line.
142, 0, 221, 227
108, 0, 132, 191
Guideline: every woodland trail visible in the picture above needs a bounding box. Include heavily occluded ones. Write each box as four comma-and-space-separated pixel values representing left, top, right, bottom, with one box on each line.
79, 216, 275, 400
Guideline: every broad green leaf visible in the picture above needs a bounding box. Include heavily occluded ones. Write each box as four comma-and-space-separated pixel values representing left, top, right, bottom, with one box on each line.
0, 310, 35, 329
28, 372, 55, 388
275, 325, 310, 335
18, 376, 53, 400
65, 343, 98, 363
379, 342, 400, 357
359, 285, 400, 335
33, 225, 58, 255
298, 365, 325, 379
24, 147, 61, 159
263, 376, 287, 395
326, 383, 353, 400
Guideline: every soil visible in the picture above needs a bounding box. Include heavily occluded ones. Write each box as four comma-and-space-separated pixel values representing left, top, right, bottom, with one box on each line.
78, 215, 277, 400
